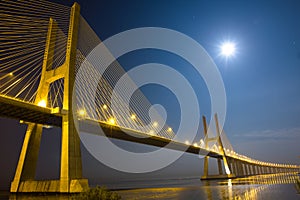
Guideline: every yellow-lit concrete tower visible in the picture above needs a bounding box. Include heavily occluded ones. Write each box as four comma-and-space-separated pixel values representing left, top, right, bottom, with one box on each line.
201, 114, 236, 180
10, 3, 89, 193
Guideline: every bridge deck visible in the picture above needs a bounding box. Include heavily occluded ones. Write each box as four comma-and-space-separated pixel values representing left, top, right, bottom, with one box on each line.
1, 95, 299, 169
80, 119, 221, 158
0, 95, 221, 158
0, 95, 61, 126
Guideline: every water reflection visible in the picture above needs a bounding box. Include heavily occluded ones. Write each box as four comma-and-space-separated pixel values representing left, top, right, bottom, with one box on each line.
214, 172, 300, 200
6, 173, 300, 200
9, 194, 74, 200
295, 177, 300, 193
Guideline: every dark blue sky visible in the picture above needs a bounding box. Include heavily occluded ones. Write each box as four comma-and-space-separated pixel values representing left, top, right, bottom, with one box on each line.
1, 0, 300, 189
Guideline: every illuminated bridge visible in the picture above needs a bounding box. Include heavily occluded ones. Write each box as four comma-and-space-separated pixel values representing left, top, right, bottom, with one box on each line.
0, 0, 299, 193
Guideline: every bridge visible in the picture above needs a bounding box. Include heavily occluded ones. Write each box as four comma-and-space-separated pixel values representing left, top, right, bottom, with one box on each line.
0, 0, 299, 193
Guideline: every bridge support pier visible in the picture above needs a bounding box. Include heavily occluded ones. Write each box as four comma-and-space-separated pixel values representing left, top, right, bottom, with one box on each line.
248, 164, 252, 175
228, 158, 234, 174
234, 161, 240, 176
249, 164, 253, 175
254, 165, 258, 175
244, 163, 249, 176
233, 161, 238, 176
10, 3, 88, 193
217, 158, 223, 175
252, 164, 257, 175
10, 124, 43, 192
239, 161, 245, 176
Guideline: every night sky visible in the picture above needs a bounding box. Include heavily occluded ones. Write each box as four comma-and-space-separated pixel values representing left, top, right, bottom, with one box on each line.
1, 0, 300, 189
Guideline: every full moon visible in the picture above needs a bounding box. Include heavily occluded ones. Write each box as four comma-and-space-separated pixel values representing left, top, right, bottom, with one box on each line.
220, 42, 236, 57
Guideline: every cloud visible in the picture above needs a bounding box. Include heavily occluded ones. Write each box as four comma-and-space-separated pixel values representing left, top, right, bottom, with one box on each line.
233, 127, 300, 141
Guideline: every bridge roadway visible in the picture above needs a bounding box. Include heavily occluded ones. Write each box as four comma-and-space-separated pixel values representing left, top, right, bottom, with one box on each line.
0, 95, 62, 126
0, 94, 220, 157
1, 94, 299, 174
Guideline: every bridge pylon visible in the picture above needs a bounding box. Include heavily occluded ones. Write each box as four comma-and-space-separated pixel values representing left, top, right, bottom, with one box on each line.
10, 3, 89, 193
201, 114, 236, 180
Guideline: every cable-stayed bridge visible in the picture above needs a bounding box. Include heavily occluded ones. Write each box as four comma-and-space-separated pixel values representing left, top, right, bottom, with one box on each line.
0, 0, 299, 193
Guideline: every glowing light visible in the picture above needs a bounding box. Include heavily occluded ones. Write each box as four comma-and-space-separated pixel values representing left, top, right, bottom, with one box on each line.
103, 104, 108, 109
193, 143, 198, 147
167, 127, 172, 132
130, 114, 136, 120
9, 72, 13, 76
149, 130, 154, 135
228, 179, 232, 187
185, 140, 190, 145
108, 117, 116, 125
220, 42, 236, 57
43, 125, 52, 129
78, 109, 86, 116
225, 165, 231, 175
153, 121, 158, 127
37, 99, 47, 107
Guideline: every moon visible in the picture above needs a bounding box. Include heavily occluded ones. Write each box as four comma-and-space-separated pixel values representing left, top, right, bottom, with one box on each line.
220, 42, 236, 57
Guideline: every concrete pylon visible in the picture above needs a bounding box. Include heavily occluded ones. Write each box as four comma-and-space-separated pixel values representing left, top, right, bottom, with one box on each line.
201, 114, 235, 180
10, 3, 88, 193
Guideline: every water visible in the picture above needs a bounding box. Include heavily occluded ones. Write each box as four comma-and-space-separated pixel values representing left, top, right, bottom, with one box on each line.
116, 173, 300, 200
1, 173, 299, 199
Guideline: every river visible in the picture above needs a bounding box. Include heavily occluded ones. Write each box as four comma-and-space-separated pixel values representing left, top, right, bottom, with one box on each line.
1, 173, 299, 199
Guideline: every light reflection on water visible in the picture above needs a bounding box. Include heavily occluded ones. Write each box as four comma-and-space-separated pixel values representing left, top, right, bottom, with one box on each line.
117, 173, 300, 200
2, 173, 300, 200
